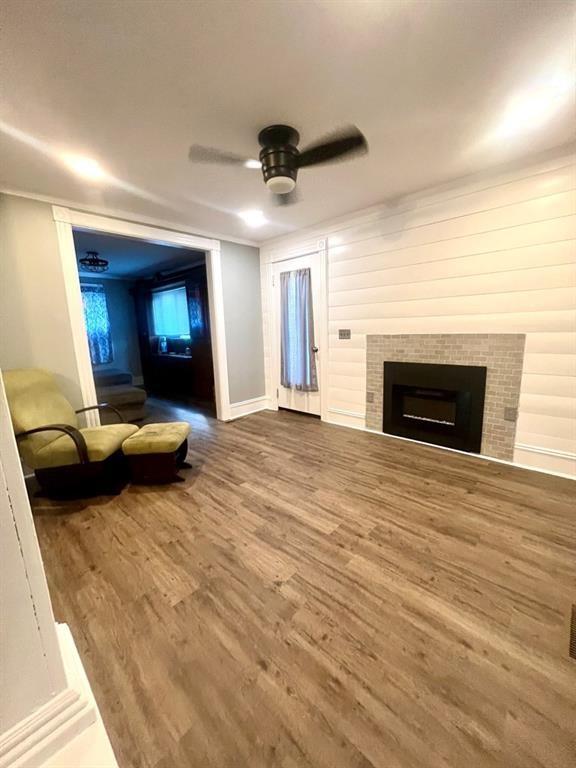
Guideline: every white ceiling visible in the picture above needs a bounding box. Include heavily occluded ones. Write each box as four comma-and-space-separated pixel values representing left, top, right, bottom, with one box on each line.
1, 0, 574, 243
73, 230, 204, 279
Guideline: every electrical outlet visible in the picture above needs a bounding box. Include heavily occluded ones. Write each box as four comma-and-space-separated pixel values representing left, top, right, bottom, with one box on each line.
504, 407, 518, 422
366, 391, 374, 404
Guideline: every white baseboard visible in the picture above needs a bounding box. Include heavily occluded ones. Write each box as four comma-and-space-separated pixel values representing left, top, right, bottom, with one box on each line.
514, 442, 576, 461
513, 445, 576, 478
0, 622, 96, 768
0, 690, 92, 768
0, 624, 117, 768
327, 407, 365, 420
42, 624, 118, 768
227, 396, 269, 421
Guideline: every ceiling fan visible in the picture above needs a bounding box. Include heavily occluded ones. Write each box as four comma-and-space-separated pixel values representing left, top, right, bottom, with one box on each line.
188, 124, 368, 204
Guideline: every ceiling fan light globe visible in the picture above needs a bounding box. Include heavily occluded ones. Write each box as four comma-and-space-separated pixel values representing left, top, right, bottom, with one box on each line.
266, 176, 296, 195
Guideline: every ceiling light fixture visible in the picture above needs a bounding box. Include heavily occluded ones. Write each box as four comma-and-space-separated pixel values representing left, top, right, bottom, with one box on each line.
238, 209, 267, 228
78, 250, 109, 273
62, 153, 107, 182
488, 71, 573, 142
244, 158, 261, 169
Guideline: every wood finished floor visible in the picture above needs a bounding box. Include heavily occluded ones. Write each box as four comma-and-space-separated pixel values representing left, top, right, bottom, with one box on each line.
32, 408, 576, 768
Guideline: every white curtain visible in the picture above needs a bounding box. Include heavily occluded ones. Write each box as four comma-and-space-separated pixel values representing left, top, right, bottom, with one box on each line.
280, 268, 318, 391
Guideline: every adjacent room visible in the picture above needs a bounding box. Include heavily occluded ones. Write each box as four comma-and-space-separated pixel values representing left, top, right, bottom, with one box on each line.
74, 230, 216, 423
0, 2, 574, 768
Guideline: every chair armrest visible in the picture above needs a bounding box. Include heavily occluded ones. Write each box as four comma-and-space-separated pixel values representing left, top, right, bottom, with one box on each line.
75, 403, 125, 423
16, 424, 89, 464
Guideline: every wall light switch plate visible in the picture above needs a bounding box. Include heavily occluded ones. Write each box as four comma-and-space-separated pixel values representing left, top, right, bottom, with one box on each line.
338, 329, 351, 340
366, 392, 374, 404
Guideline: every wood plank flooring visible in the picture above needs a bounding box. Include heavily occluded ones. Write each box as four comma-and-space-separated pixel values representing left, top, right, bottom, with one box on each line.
32, 408, 576, 768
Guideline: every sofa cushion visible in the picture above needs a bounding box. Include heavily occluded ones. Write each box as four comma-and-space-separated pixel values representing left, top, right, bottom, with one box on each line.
96, 384, 147, 408
33, 423, 139, 469
122, 422, 190, 455
93, 368, 133, 387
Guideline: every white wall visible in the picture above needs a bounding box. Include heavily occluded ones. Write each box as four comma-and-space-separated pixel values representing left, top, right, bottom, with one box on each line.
261, 152, 576, 476
0, 374, 67, 733
0, 195, 84, 405
0, 373, 110, 764
0, 194, 266, 413
0, 461, 57, 731
220, 241, 266, 404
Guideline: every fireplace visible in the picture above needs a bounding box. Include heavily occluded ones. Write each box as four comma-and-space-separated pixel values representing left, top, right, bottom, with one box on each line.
383, 361, 487, 453
366, 335, 525, 460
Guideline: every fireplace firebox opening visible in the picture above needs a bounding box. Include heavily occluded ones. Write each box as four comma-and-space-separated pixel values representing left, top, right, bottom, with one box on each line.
383, 362, 487, 453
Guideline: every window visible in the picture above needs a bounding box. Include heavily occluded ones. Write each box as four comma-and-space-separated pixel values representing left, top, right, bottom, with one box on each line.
151, 285, 190, 337
81, 284, 113, 366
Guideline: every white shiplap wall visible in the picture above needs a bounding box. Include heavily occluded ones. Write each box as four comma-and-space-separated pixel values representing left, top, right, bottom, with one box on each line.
260, 153, 576, 476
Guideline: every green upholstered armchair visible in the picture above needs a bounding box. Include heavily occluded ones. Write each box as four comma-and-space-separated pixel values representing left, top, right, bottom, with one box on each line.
3, 368, 139, 495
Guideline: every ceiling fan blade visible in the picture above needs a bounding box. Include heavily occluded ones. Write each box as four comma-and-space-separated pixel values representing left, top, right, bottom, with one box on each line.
297, 126, 368, 168
272, 188, 300, 206
188, 144, 252, 166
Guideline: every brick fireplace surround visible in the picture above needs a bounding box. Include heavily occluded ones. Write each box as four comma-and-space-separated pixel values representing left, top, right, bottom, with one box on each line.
365, 334, 526, 461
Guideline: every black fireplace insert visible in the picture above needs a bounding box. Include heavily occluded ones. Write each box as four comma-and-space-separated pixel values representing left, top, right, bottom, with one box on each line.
383, 361, 487, 453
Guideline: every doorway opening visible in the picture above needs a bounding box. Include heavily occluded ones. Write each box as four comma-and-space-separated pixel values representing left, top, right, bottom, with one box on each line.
73, 229, 216, 424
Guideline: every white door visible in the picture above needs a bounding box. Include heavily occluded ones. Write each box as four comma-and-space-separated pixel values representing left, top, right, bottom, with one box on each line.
272, 253, 322, 416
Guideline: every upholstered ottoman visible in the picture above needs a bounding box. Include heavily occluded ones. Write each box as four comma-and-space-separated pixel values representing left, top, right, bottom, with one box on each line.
122, 422, 191, 483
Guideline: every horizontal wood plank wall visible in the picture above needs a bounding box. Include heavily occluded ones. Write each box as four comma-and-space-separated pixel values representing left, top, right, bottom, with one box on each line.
261, 154, 576, 476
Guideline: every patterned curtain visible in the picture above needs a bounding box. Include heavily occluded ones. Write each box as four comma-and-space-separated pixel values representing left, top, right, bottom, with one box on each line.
81, 284, 113, 365
280, 268, 318, 391
187, 285, 205, 335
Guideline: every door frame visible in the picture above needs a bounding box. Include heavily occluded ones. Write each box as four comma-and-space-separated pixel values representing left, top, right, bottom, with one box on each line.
268, 239, 328, 422
52, 206, 232, 422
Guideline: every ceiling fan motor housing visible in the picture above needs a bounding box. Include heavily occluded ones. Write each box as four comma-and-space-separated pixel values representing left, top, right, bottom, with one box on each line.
258, 125, 299, 194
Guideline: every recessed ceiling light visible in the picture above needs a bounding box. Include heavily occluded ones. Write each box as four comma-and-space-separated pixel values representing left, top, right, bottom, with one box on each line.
238, 209, 267, 227
488, 71, 573, 142
61, 153, 107, 182
244, 158, 261, 169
